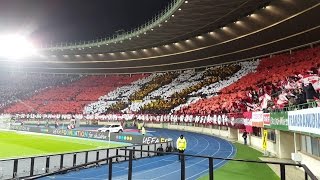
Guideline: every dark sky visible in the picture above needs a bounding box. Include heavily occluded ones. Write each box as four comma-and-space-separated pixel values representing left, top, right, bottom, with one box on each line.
0, 0, 172, 45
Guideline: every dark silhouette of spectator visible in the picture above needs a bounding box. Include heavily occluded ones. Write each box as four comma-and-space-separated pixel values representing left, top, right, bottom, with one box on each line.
303, 83, 317, 108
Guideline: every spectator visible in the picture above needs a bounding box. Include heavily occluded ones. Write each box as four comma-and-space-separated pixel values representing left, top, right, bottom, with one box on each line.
242, 130, 248, 145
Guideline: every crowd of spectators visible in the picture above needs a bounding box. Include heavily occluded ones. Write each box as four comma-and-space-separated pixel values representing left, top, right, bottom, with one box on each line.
2, 47, 319, 116
84, 73, 158, 114
130, 72, 178, 100
179, 47, 320, 115
4, 75, 143, 114
0, 73, 79, 111
139, 64, 242, 114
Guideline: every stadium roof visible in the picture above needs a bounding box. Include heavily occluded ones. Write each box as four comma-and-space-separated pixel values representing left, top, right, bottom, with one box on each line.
0, 0, 319, 74
42, 0, 272, 55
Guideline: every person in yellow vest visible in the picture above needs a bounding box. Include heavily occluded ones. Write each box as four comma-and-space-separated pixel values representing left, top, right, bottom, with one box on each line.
176, 134, 187, 160
137, 123, 141, 130
141, 126, 146, 136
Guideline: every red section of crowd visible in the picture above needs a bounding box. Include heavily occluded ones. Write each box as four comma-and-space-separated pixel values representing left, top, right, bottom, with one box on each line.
4, 75, 146, 114
180, 47, 320, 115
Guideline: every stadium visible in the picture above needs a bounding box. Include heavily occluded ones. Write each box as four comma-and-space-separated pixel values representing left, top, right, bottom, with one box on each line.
0, 0, 319, 179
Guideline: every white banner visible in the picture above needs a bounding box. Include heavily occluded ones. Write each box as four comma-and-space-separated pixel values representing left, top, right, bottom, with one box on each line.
252, 111, 264, 127
288, 107, 320, 135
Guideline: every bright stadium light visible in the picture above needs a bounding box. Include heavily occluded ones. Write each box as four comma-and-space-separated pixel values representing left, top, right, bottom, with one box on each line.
0, 34, 37, 59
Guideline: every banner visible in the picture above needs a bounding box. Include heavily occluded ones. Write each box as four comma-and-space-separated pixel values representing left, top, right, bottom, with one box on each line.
252, 111, 264, 127
262, 130, 268, 150
288, 107, 320, 135
9, 125, 169, 145
243, 112, 253, 132
270, 111, 288, 131
243, 112, 252, 126
263, 113, 270, 126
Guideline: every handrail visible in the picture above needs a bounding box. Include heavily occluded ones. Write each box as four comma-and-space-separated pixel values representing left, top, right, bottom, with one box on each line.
23, 155, 127, 180
0, 145, 130, 162
41, 0, 184, 50
270, 101, 319, 113
119, 148, 299, 166
26, 148, 318, 180
301, 164, 318, 180
0, 139, 173, 180
119, 149, 318, 180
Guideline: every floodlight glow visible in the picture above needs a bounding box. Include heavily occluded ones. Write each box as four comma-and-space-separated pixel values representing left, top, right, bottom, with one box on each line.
0, 34, 36, 59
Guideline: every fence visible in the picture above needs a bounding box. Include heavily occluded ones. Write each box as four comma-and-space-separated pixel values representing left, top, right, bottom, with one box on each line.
114, 149, 317, 180
0, 141, 173, 180
271, 101, 319, 112
21, 147, 318, 180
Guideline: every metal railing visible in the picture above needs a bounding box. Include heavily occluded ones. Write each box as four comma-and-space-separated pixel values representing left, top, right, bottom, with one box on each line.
117, 149, 318, 180
42, 0, 184, 50
0, 141, 173, 180
270, 101, 319, 113
21, 148, 318, 180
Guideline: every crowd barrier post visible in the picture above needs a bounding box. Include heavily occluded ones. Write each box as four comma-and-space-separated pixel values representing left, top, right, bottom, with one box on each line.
209, 157, 214, 180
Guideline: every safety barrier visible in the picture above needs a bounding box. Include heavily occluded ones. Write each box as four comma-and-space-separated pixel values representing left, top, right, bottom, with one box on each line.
115, 149, 318, 180
0, 141, 173, 180
20, 146, 317, 180
271, 101, 319, 113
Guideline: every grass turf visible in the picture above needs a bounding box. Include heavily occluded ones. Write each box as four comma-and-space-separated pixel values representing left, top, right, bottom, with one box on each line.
198, 143, 279, 180
0, 130, 127, 159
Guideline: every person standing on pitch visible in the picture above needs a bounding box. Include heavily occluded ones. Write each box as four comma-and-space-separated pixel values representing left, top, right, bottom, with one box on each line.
176, 134, 187, 160
141, 126, 146, 135
242, 130, 248, 145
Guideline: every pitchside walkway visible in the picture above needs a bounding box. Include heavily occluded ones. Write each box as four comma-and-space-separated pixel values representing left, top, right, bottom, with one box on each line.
260, 157, 305, 180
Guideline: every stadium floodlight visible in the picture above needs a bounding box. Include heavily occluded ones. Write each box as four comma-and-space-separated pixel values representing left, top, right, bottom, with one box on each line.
0, 34, 37, 59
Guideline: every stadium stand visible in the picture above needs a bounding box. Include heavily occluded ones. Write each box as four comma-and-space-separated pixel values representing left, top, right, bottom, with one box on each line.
3, 75, 145, 114
0, 73, 78, 111
179, 47, 320, 115
1, 47, 319, 116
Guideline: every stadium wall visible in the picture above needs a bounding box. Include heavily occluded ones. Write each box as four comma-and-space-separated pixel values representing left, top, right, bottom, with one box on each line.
294, 133, 320, 178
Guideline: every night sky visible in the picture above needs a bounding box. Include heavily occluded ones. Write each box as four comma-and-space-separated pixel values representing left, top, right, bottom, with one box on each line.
0, 0, 172, 45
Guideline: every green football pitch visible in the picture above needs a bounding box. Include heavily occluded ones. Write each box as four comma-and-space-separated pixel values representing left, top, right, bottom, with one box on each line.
198, 143, 279, 180
0, 130, 128, 160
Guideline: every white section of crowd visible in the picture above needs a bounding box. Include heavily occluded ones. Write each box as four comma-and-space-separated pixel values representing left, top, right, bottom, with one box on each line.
173, 61, 260, 112
83, 73, 161, 114
148, 69, 204, 99
84, 61, 259, 115
124, 69, 205, 113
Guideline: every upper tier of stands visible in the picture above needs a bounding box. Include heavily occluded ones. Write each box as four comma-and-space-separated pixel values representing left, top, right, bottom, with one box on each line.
1, 47, 319, 116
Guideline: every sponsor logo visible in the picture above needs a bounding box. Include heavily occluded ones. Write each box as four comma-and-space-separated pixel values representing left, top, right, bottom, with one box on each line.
116, 135, 133, 141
